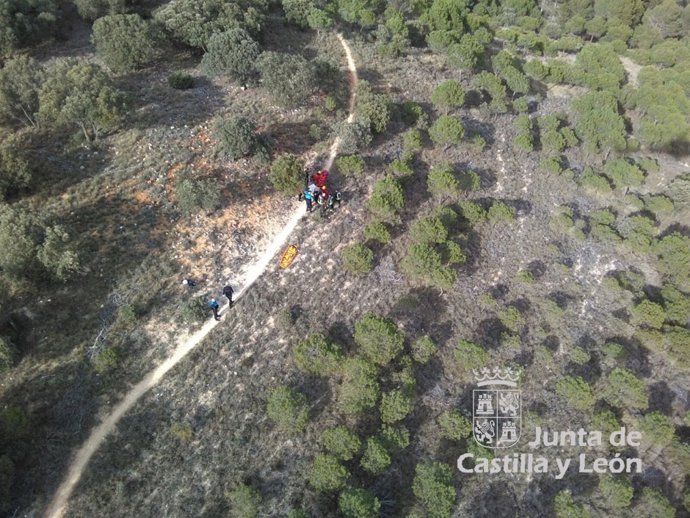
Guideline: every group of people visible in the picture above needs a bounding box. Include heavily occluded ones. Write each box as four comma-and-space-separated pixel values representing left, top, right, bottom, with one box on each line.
299, 169, 342, 214
183, 279, 233, 321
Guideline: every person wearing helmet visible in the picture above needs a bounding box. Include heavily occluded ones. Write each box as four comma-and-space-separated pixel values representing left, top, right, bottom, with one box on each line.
209, 298, 220, 321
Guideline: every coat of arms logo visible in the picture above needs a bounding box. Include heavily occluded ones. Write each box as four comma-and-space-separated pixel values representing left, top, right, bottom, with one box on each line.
472, 367, 521, 449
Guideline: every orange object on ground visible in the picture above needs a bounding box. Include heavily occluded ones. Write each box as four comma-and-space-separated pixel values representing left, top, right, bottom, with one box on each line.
279, 244, 299, 268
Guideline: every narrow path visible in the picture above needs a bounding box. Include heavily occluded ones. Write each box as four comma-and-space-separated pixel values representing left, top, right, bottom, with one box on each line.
44, 33, 359, 518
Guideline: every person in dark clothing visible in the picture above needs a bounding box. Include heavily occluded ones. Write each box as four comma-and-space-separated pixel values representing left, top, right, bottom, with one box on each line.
223, 285, 234, 305
182, 278, 196, 287
209, 298, 220, 321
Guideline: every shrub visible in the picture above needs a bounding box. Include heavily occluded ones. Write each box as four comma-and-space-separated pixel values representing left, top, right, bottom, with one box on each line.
363, 221, 390, 244
92, 14, 160, 73
453, 339, 488, 372
360, 437, 391, 475
643, 195, 674, 216
176, 178, 221, 214
629, 300, 666, 329
459, 170, 480, 191
170, 422, 193, 441
226, 483, 261, 518
400, 101, 429, 128
354, 313, 404, 366
74, 0, 135, 21
570, 347, 591, 365
603, 159, 645, 188
380, 388, 414, 423
411, 215, 448, 244
431, 80, 465, 113
323, 426, 361, 460
335, 154, 365, 177
427, 164, 460, 199
92, 346, 118, 374
258, 52, 315, 107
367, 175, 404, 221
638, 411, 675, 447
603, 368, 648, 411
0, 55, 44, 127
459, 201, 486, 225
202, 28, 260, 84
592, 410, 620, 437
635, 488, 675, 518
655, 233, 690, 291
380, 424, 411, 450
293, 333, 343, 376
0, 337, 16, 372
429, 115, 465, 146
411, 336, 437, 364
541, 156, 563, 174
338, 488, 380, 518
168, 72, 194, 89
309, 453, 348, 492
403, 128, 423, 159
412, 461, 455, 518
498, 306, 525, 332
332, 117, 373, 154
437, 410, 471, 440
556, 376, 596, 411
554, 489, 591, 518
177, 296, 208, 323
487, 201, 516, 223
661, 284, 690, 324
266, 385, 309, 433
342, 243, 374, 275
269, 154, 304, 195
388, 158, 413, 177
402, 243, 457, 289
215, 116, 259, 160
356, 80, 391, 134
339, 357, 380, 415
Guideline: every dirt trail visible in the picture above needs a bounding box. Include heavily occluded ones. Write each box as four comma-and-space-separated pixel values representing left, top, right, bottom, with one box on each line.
44, 33, 359, 518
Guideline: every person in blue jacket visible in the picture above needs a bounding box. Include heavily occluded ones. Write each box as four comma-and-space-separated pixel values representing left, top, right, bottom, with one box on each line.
209, 298, 220, 321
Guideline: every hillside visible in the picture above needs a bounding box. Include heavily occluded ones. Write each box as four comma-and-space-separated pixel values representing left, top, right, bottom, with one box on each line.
0, 0, 689, 517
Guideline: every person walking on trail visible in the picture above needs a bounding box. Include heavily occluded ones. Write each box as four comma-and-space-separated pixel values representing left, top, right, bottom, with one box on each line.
209, 298, 220, 321
303, 188, 314, 212
222, 285, 234, 306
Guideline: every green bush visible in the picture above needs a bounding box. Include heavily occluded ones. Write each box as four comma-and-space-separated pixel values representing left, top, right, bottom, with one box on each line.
214, 116, 259, 160
309, 453, 348, 492
554, 489, 591, 518
427, 164, 460, 199
655, 233, 690, 291
363, 221, 391, 244
412, 461, 456, 518
176, 178, 221, 214
0, 137, 33, 197
323, 426, 361, 461
487, 201, 516, 223
437, 410, 471, 440
453, 339, 488, 373
170, 421, 193, 441
643, 195, 674, 216
92, 14, 160, 73
360, 437, 391, 475
201, 28, 260, 85
592, 410, 620, 437
0, 337, 16, 371
459, 201, 486, 225
638, 411, 676, 447
339, 357, 380, 415
570, 347, 591, 365
226, 483, 261, 518
629, 299, 666, 329
401, 243, 457, 289
37, 225, 80, 282
177, 296, 208, 324
266, 385, 309, 433
498, 306, 525, 332
602, 368, 648, 411
387, 158, 413, 177
335, 154, 365, 177
269, 154, 304, 195
168, 72, 194, 89
429, 115, 465, 146
661, 284, 690, 324
431, 80, 465, 113
92, 346, 118, 374
339, 488, 380, 518
0, 0, 58, 56
403, 128, 424, 159
366, 175, 404, 221
556, 376, 596, 411
380, 424, 410, 450
74, 0, 135, 21
258, 51, 316, 107
400, 101, 429, 129
354, 313, 404, 366
292, 333, 343, 376
411, 215, 448, 244
356, 80, 391, 134
541, 156, 563, 174
332, 117, 373, 154
411, 336, 437, 364
635, 488, 675, 518
603, 159, 645, 188
459, 170, 481, 191
380, 388, 414, 423
342, 243, 374, 275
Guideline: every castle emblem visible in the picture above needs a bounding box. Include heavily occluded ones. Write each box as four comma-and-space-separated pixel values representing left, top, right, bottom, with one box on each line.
472, 367, 522, 449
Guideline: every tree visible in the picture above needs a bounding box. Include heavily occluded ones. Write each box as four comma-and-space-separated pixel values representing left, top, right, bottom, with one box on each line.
602, 368, 648, 411
655, 233, 690, 291
571, 91, 626, 155
37, 225, 80, 281
453, 339, 487, 372
38, 59, 128, 141
447, 34, 485, 70
176, 178, 220, 214
154, 0, 265, 50
411, 215, 448, 244
380, 388, 414, 423
214, 116, 259, 159
282, 0, 313, 28
411, 336, 437, 364
268, 154, 304, 195
412, 461, 456, 518
73, 0, 139, 21
574, 43, 625, 92
354, 313, 404, 366
427, 164, 460, 199
431, 80, 465, 113
323, 426, 361, 460
92, 14, 160, 73
643, 0, 685, 39
556, 376, 596, 411
266, 385, 309, 433
355, 80, 391, 134
360, 437, 391, 474
593, 0, 643, 27
401, 243, 457, 289
429, 115, 464, 146
226, 483, 262, 518
293, 333, 343, 375
337, 0, 380, 28
338, 488, 380, 518
634, 488, 675, 518
554, 489, 591, 518
0, 55, 44, 127
309, 453, 349, 492
513, 114, 533, 153
201, 28, 260, 85
338, 357, 380, 415
366, 175, 404, 221
258, 52, 316, 107
0, 203, 41, 277
473, 72, 508, 113
0, 0, 59, 57
437, 410, 471, 440
0, 139, 32, 199
342, 243, 374, 274
428, 0, 470, 32
629, 300, 666, 329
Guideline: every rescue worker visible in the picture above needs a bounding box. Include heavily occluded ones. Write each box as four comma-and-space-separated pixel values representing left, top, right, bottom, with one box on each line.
209, 298, 220, 321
